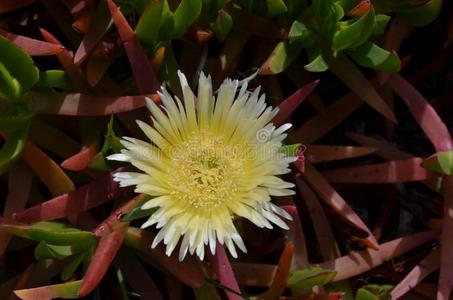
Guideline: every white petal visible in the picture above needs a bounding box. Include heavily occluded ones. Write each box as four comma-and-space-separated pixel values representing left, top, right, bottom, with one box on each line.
106, 153, 130, 162
179, 234, 190, 261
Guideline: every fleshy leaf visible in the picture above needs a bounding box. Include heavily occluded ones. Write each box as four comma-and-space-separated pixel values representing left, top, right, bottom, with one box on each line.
61, 252, 87, 281
313, 0, 340, 41
348, 41, 401, 73
0, 221, 94, 246
332, 6, 375, 51
273, 79, 319, 126
373, 15, 391, 35
0, 29, 64, 56
259, 40, 303, 75
0, 35, 39, 100
324, 52, 396, 122
121, 196, 157, 222
124, 227, 205, 288
79, 225, 127, 296
34, 242, 85, 260
288, 267, 337, 294
305, 48, 328, 72
107, 0, 159, 94
266, 0, 287, 18
322, 158, 436, 183
14, 280, 82, 300
396, 0, 442, 27
422, 151, 453, 175
172, 0, 202, 38
288, 20, 311, 42
280, 144, 302, 156
0, 119, 30, 174
135, 0, 164, 48
22, 141, 75, 196
212, 10, 232, 42
36, 70, 74, 91
355, 284, 393, 300
255, 243, 294, 299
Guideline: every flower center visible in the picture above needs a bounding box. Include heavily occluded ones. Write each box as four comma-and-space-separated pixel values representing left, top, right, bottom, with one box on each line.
169, 131, 242, 209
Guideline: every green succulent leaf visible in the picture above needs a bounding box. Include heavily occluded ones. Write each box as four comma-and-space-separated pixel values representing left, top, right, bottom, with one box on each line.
159, 42, 182, 94
121, 195, 158, 222
212, 10, 233, 41
304, 47, 328, 72
286, 0, 307, 19
312, 0, 340, 41
288, 20, 312, 43
288, 267, 337, 294
172, 0, 202, 38
0, 221, 94, 246
422, 151, 453, 175
0, 35, 39, 100
0, 62, 21, 101
260, 40, 303, 75
396, 0, 442, 27
332, 6, 375, 51
0, 118, 30, 174
201, 0, 230, 22
337, 0, 360, 12
89, 115, 123, 171
36, 70, 74, 91
136, 0, 164, 48
347, 41, 401, 73
14, 280, 82, 299
355, 284, 393, 300
158, 0, 175, 41
280, 144, 302, 156
266, 0, 287, 18
373, 14, 391, 35
61, 251, 87, 281
35, 242, 86, 260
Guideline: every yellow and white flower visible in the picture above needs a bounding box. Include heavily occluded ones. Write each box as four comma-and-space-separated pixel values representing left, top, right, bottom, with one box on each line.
108, 71, 296, 261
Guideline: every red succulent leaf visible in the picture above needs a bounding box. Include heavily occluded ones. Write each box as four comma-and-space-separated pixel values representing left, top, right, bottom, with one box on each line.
39, 28, 91, 92
12, 168, 132, 223
0, 29, 64, 56
207, 243, 242, 300
325, 53, 396, 123
79, 224, 127, 296
257, 243, 294, 300
389, 74, 453, 152
231, 262, 276, 287
14, 280, 82, 299
321, 157, 437, 183
124, 227, 205, 288
293, 90, 363, 144
22, 141, 75, 196
32, 92, 150, 116
294, 177, 340, 260
107, 0, 159, 94
305, 145, 376, 164
74, 0, 113, 65
121, 256, 164, 300
320, 230, 438, 281
281, 205, 309, 268
301, 165, 379, 250
93, 194, 144, 237
61, 140, 99, 171
391, 248, 440, 299
29, 120, 80, 159
273, 80, 319, 127
346, 132, 413, 160
437, 176, 453, 300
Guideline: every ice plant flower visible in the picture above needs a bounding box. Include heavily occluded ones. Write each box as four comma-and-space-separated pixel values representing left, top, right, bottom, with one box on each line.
108, 71, 296, 261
